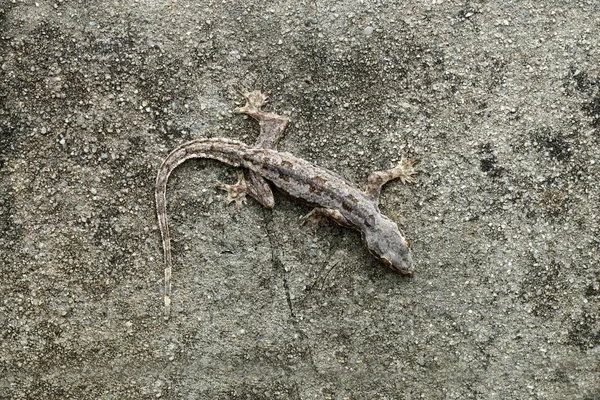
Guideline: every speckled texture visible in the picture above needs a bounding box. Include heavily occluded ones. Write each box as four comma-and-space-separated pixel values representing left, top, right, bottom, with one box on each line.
1, 1, 599, 399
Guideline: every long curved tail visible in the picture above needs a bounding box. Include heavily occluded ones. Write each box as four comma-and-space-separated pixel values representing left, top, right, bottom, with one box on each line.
155, 138, 248, 318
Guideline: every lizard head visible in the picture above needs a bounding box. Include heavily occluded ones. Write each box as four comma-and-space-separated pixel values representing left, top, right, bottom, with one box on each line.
362, 216, 413, 275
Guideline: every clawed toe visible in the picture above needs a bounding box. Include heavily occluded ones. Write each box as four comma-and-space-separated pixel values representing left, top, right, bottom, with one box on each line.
234, 88, 269, 116
216, 170, 249, 208
216, 182, 248, 208
397, 158, 419, 184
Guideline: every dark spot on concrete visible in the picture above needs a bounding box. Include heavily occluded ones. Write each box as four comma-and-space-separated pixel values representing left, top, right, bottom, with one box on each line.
568, 312, 600, 350
582, 94, 600, 130
519, 260, 565, 320
564, 65, 599, 95
584, 279, 600, 297
479, 143, 505, 178
563, 67, 600, 131
534, 129, 572, 162
540, 189, 567, 217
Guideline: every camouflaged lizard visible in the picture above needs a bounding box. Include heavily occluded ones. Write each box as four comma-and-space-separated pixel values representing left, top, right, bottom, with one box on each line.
156, 90, 418, 317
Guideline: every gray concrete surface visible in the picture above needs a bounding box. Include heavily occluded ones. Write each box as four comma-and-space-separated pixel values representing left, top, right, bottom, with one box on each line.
1, 1, 599, 399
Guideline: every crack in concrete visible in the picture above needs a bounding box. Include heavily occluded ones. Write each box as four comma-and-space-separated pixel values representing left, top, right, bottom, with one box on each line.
261, 208, 296, 319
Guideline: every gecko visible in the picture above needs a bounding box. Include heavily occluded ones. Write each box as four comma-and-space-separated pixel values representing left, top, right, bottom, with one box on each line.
156, 89, 418, 318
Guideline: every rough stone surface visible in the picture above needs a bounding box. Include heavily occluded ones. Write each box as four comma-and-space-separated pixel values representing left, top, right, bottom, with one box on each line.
1, 1, 599, 399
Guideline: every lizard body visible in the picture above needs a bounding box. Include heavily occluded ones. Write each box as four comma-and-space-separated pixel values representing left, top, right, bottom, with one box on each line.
156, 90, 417, 317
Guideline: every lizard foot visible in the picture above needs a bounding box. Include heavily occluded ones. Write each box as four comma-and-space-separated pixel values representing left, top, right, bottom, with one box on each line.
234, 88, 269, 117
391, 158, 419, 184
366, 158, 419, 203
216, 170, 249, 208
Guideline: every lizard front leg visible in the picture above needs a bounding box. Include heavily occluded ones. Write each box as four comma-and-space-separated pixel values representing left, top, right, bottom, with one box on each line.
302, 207, 355, 230
365, 159, 418, 206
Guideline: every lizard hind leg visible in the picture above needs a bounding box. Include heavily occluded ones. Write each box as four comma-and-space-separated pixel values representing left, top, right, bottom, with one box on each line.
366, 158, 418, 204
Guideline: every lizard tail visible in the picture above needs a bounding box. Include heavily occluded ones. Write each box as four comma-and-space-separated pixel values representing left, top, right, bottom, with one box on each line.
155, 138, 248, 318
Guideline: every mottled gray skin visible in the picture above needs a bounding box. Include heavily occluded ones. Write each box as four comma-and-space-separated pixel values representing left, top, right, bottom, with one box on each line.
155, 90, 417, 317
157, 138, 412, 262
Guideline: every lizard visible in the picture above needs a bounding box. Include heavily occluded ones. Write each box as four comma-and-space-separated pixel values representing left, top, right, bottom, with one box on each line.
156, 89, 418, 318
